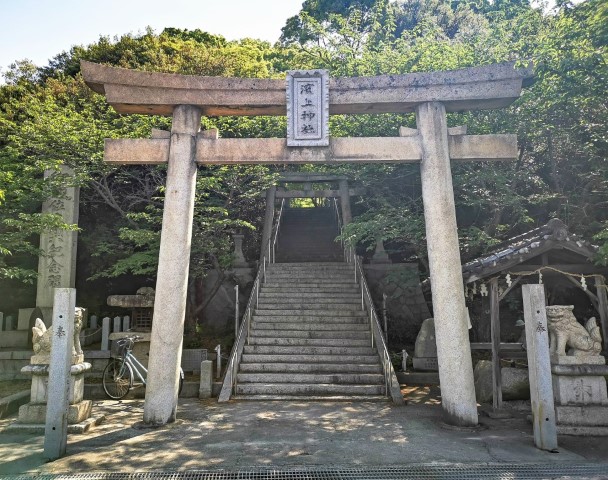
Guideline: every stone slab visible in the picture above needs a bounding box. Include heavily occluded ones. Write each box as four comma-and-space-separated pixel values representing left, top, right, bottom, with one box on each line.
557, 425, 608, 436
7, 414, 105, 434
104, 135, 517, 165
36, 167, 79, 310
0, 330, 29, 349
555, 405, 608, 427
0, 390, 30, 419
17, 308, 36, 331
413, 357, 438, 371
553, 374, 608, 406
18, 400, 92, 424
81, 60, 533, 116
551, 354, 606, 365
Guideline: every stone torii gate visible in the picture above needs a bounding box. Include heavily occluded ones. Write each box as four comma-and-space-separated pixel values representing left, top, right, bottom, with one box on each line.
82, 60, 532, 427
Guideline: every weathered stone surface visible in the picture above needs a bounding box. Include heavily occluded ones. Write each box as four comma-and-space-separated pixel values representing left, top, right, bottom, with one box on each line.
36, 167, 79, 311
474, 360, 530, 403
81, 60, 533, 116
414, 318, 437, 358
553, 375, 608, 406
104, 135, 517, 165
371, 239, 391, 264
416, 101, 477, 426
144, 105, 202, 426
555, 405, 608, 427
546, 305, 602, 356
199, 360, 213, 399
232, 234, 248, 267
107, 287, 155, 308
18, 400, 92, 424
286, 70, 329, 147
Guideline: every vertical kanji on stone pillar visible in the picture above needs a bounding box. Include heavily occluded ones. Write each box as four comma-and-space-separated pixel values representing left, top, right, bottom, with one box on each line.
144, 105, 202, 425
416, 102, 478, 427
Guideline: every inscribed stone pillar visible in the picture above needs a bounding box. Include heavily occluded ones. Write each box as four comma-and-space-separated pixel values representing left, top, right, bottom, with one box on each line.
260, 186, 276, 261
36, 166, 80, 321
415, 102, 478, 426
144, 105, 201, 425
338, 179, 352, 225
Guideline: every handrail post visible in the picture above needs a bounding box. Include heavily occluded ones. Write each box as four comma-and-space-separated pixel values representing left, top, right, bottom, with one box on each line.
234, 285, 239, 339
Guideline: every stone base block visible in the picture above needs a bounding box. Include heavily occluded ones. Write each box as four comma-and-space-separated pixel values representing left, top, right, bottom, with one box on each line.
555, 405, 608, 427
18, 399, 92, 424
551, 354, 606, 365
7, 414, 105, 434
413, 357, 438, 371
552, 375, 608, 406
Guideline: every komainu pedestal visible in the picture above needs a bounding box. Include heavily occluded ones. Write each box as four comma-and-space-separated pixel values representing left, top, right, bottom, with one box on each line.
15, 308, 95, 431
546, 305, 608, 435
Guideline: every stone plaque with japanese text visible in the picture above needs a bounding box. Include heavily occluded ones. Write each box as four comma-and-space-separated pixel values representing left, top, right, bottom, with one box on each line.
36, 166, 80, 310
286, 70, 329, 147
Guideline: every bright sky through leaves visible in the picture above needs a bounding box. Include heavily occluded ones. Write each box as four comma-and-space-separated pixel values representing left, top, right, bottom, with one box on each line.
0, 0, 303, 73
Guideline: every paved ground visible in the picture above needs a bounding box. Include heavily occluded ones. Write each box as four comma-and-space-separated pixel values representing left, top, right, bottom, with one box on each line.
0, 387, 607, 476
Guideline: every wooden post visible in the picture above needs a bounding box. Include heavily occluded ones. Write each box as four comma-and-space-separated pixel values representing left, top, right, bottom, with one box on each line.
594, 275, 608, 353
522, 284, 558, 451
490, 278, 503, 410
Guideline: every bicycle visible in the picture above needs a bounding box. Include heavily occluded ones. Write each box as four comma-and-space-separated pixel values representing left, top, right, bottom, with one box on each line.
102, 335, 184, 400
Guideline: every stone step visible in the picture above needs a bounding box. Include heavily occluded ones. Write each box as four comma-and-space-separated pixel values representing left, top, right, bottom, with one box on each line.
273, 262, 348, 267
234, 383, 386, 396
250, 329, 369, 339
263, 282, 356, 288
252, 322, 369, 331
261, 286, 360, 294
236, 373, 385, 384
235, 395, 388, 402
253, 314, 367, 322
248, 337, 371, 347
258, 296, 361, 310
268, 265, 352, 271
239, 363, 382, 374
263, 277, 354, 284
241, 354, 380, 364
259, 292, 361, 300
255, 303, 363, 311
243, 345, 377, 355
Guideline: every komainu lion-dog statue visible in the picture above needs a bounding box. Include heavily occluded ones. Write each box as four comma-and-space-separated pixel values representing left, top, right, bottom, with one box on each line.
546, 305, 602, 356
32, 307, 84, 357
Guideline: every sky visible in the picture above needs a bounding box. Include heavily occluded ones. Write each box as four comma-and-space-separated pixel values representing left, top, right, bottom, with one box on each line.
0, 0, 304, 74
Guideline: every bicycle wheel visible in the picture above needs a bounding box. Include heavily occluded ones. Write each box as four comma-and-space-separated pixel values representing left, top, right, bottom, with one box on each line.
102, 359, 133, 400
178, 368, 185, 396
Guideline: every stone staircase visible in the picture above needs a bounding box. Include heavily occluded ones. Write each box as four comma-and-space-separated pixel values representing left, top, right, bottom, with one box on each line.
234, 263, 387, 400
275, 207, 343, 263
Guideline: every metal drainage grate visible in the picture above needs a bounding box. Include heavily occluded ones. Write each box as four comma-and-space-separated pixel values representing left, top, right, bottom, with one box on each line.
3, 464, 608, 480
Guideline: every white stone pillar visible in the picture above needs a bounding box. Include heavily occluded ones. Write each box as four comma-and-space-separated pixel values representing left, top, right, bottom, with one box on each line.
101, 317, 110, 351
338, 179, 352, 225
113, 316, 122, 333
522, 285, 558, 451
43, 288, 76, 460
123, 315, 130, 332
416, 102, 478, 426
144, 105, 202, 425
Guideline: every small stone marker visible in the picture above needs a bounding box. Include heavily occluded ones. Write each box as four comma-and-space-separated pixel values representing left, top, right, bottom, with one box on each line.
286, 70, 329, 147
522, 284, 558, 451
113, 316, 122, 333
43, 288, 76, 460
6, 315, 14, 331
199, 360, 213, 399
0, 312, 4, 331
101, 317, 110, 350
123, 315, 130, 332
90, 315, 97, 329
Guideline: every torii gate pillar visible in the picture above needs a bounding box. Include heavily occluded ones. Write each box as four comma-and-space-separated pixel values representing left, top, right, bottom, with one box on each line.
143, 105, 202, 425
416, 102, 478, 426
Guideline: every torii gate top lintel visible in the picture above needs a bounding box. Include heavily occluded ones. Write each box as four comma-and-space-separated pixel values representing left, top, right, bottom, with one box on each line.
80, 60, 533, 117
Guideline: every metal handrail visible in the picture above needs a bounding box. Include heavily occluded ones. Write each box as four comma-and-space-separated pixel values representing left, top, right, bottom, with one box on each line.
218, 198, 285, 402
336, 209, 403, 404
347, 248, 404, 404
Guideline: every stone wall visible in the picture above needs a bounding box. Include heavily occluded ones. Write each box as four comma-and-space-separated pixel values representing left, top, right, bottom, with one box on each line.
363, 263, 431, 347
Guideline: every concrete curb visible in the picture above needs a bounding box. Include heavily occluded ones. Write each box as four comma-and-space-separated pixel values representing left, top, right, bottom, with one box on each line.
0, 390, 30, 419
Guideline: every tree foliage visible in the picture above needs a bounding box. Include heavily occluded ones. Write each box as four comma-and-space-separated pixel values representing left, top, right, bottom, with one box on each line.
1, 0, 606, 319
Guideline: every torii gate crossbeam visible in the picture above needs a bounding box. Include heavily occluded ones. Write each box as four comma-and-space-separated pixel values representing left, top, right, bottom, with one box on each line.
82, 60, 533, 427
